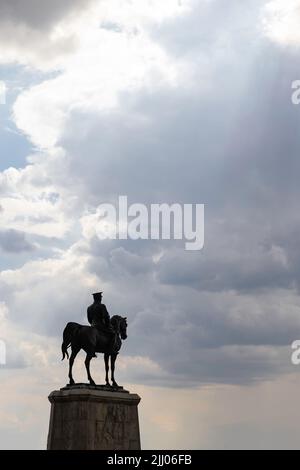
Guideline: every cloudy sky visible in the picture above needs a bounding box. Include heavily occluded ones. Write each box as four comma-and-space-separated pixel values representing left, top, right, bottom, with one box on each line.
1, 0, 300, 450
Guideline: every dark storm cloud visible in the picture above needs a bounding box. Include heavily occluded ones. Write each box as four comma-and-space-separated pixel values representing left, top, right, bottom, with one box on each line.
48, 9, 300, 385
3, 0, 300, 387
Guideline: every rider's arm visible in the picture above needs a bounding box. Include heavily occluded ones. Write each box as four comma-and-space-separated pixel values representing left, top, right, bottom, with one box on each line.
102, 304, 111, 326
87, 306, 93, 325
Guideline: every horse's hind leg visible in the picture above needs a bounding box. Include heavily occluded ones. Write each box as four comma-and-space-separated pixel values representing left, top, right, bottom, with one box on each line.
85, 354, 96, 386
69, 347, 79, 385
104, 353, 110, 386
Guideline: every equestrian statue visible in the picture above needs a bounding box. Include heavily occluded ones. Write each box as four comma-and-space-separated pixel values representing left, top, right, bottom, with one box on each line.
61, 292, 127, 387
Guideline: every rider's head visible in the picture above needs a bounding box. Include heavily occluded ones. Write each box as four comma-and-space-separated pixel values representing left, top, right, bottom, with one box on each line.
93, 292, 103, 303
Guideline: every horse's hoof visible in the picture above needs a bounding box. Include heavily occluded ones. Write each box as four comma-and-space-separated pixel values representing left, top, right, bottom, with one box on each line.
89, 380, 96, 386
69, 380, 75, 386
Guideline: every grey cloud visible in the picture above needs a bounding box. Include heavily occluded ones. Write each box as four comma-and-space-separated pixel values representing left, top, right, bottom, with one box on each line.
51, 28, 300, 385
0, 425, 42, 450
109, 247, 153, 276
57, 238, 299, 385
0, 229, 35, 253
0, 0, 97, 68
2, 0, 300, 388
155, 233, 294, 293
150, 0, 263, 58
1, 345, 27, 369
0, 0, 95, 30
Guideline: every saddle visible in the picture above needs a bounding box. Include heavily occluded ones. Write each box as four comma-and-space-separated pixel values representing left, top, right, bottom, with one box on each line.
91, 324, 118, 354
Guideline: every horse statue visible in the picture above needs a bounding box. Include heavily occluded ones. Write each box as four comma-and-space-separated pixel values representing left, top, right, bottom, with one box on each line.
61, 315, 128, 387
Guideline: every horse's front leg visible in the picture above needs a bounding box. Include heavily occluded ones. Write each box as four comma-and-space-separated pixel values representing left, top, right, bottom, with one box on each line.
85, 354, 96, 386
104, 353, 110, 386
111, 353, 118, 387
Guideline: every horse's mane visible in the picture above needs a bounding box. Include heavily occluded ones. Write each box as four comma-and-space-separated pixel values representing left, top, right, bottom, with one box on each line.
111, 315, 122, 322
111, 315, 125, 329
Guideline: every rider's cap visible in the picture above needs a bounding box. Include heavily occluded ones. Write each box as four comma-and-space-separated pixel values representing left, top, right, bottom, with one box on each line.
93, 292, 103, 298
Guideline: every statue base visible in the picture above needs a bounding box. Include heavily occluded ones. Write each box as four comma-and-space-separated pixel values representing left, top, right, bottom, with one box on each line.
47, 384, 141, 450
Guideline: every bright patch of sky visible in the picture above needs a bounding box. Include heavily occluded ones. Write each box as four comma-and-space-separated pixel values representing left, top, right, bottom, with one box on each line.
0, 64, 59, 170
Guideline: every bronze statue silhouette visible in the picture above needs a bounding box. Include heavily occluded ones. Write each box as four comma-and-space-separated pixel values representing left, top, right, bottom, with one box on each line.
61, 293, 127, 387
87, 292, 113, 332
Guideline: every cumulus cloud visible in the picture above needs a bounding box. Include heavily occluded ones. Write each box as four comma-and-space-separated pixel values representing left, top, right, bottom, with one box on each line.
1, 0, 300, 450
262, 0, 300, 46
0, 229, 35, 253
0, 0, 190, 70
0, 0, 93, 30
0, 0, 97, 69
0, 163, 72, 238
1, 0, 300, 393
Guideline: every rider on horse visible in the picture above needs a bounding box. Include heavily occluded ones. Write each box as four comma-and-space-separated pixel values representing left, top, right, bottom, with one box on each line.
87, 292, 115, 344
62, 292, 128, 386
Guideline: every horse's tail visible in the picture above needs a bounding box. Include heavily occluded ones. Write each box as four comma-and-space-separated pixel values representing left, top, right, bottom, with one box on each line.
61, 322, 81, 361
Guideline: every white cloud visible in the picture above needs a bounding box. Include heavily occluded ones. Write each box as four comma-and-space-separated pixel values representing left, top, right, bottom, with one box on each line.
1, 0, 300, 449
0, 0, 97, 70
0, 0, 191, 71
0, 164, 71, 238
262, 0, 300, 46
13, 25, 179, 149
0, 243, 100, 334
99, 0, 193, 25
2, 0, 298, 385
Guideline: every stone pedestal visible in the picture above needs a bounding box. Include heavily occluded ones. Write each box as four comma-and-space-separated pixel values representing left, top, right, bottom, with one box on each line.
47, 385, 141, 450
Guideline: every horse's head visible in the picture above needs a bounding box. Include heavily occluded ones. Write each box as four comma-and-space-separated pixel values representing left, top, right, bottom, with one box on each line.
111, 315, 128, 340
119, 316, 128, 340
